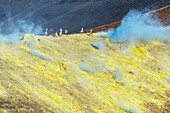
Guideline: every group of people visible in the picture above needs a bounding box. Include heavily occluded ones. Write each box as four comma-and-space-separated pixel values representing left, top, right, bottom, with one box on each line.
80, 28, 93, 36
42, 27, 93, 37
42, 28, 67, 37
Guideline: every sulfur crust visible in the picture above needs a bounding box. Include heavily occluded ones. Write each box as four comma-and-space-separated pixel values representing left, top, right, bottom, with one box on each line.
0, 33, 169, 113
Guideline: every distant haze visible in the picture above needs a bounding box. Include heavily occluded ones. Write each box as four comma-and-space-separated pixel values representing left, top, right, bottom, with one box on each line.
0, 0, 169, 33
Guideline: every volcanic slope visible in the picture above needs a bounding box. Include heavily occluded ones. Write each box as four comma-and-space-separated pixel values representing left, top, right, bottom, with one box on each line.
0, 34, 169, 112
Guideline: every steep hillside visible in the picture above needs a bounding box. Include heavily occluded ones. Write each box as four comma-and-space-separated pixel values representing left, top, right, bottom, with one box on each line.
0, 0, 169, 33
0, 34, 169, 112
85, 5, 170, 33
150, 5, 170, 26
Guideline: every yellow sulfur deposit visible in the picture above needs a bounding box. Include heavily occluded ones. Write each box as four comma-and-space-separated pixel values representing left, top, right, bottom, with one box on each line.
0, 34, 169, 113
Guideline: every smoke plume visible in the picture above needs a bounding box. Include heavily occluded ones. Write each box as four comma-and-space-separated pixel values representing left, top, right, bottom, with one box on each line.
106, 10, 170, 43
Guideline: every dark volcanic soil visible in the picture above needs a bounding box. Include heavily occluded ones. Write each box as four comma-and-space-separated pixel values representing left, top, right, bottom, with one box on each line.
0, 0, 169, 33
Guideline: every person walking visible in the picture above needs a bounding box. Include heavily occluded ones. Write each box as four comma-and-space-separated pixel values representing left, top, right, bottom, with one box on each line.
45, 28, 48, 36
55, 32, 58, 37
90, 28, 93, 36
43, 28, 45, 35
65, 29, 68, 35
54, 28, 56, 34
50, 29, 53, 36
80, 28, 84, 34
59, 28, 62, 36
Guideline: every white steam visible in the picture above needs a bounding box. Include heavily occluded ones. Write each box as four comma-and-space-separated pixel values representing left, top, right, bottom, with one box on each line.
0, 20, 42, 44
106, 10, 170, 42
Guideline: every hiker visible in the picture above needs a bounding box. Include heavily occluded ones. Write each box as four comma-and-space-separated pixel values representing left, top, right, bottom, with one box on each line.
65, 29, 68, 35
51, 29, 54, 37
59, 28, 62, 36
49, 29, 51, 36
45, 28, 48, 36
54, 28, 56, 34
54, 28, 58, 37
50, 29, 54, 36
55, 31, 58, 37
80, 28, 84, 33
42, 28, 45, 35
90, 28, 93, 36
